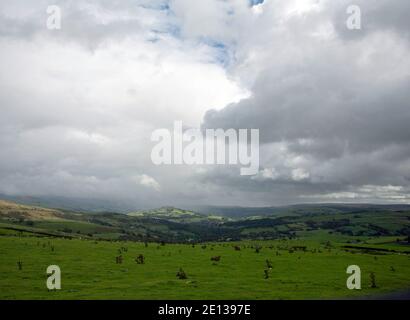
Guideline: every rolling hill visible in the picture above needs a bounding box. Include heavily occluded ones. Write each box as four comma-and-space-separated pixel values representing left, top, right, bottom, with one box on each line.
1, 199, 410, 244
0, 200, 65, 221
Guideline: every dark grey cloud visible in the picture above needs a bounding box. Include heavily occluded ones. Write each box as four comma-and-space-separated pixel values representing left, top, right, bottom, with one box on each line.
201, 0, 410, 203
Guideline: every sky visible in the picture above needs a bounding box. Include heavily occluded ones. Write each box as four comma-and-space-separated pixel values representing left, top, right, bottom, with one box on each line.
0, 0, 409, 208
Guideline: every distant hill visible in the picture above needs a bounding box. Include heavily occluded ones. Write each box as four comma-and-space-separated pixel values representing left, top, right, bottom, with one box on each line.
0, 200, 65, 221
189, 203, 410, 218
3, 193, 410, 219
0, 200, 228, 242
0, 194, 137, 213
1, 199, 409, 243
128, 207, 227, 223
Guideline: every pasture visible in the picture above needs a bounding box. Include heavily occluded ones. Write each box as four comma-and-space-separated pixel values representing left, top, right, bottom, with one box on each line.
1, 233, 409, 299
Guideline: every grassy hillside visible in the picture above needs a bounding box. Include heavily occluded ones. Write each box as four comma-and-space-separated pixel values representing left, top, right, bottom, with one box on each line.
0, 201, 229, 242
1, 200, 410, 243
0, 200, 65, 221
1, 233, 409, 299
0, 201, 410, 299
128, 207, 228, 223
1, 200, 409, 299
192, 204, 410, 218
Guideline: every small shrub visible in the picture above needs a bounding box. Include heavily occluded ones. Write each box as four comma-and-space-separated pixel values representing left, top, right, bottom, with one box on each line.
135, 254, 145, 264
369, 272, 377, 288
176, 268, 187, 279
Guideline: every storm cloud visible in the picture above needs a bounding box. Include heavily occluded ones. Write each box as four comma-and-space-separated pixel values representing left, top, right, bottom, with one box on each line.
0, 0, 409, 207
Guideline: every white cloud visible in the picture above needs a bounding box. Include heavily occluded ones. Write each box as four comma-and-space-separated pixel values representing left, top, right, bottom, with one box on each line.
252, 168, 280, 181
303, 185, 410, 203
137, 174, 160, 191
291, 168, 310, 181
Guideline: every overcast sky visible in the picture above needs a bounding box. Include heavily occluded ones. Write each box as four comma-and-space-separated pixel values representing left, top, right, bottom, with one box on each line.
1, 0, 409, 208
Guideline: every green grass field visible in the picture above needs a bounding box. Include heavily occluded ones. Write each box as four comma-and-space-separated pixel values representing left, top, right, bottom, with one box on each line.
1, 233, 409, 300
1, 200, 409, 299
